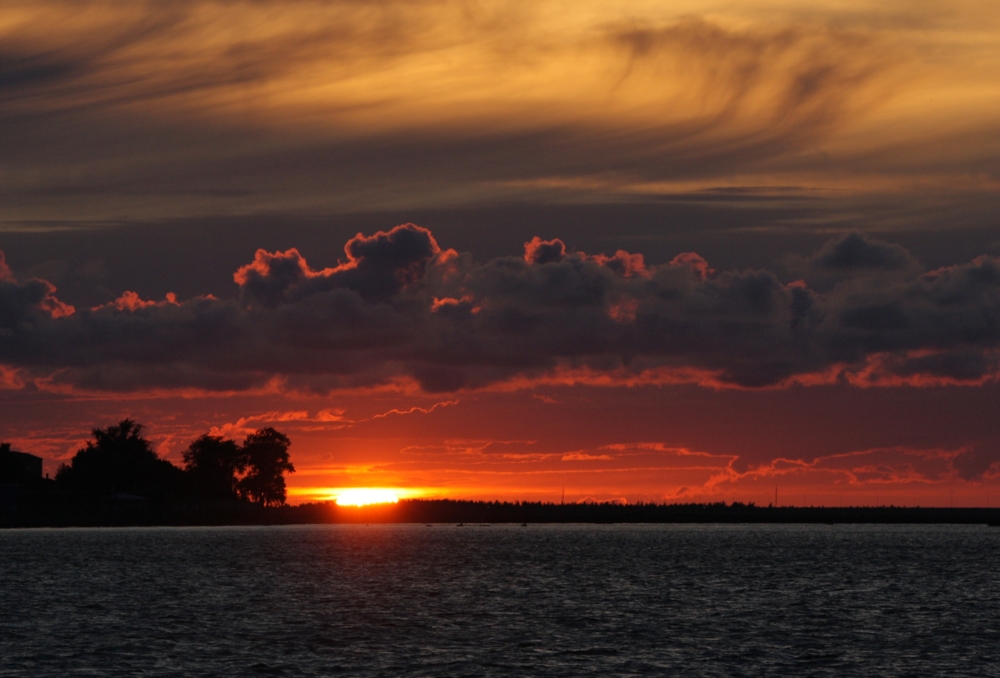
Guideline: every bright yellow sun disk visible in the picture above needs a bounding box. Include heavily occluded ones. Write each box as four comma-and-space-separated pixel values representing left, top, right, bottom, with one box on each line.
335, 488, 400, 507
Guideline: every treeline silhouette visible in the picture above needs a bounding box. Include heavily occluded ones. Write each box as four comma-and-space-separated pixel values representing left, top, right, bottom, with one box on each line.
2, 419, 295, 527
332, 500, 1000, 526
5, 422, 1000, 527
57, 419, 295, 505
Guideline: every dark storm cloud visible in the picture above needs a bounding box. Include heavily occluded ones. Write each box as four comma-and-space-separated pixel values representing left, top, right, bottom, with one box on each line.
234, 226, 443, 309
820, 255, 1000, 370
3, 227, 1000, 394
0, 251, 74, 336
800, 232, 919, 275
786, 232, 923, 291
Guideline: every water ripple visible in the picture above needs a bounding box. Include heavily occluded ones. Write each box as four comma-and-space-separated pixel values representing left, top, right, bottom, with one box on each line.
1, 524, 999, 677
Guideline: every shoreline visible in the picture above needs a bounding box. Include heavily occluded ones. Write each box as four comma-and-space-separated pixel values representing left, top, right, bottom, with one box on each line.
4, 497, 1000, 528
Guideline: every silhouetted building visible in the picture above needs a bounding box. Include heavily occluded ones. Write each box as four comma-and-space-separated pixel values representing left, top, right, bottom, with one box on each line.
0, 448, 43, 485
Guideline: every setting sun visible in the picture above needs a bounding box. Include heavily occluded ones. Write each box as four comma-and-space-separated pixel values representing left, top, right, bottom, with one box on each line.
335, 489, 400, 507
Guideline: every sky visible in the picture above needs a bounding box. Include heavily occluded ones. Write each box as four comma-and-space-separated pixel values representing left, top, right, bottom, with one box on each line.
2, 0, 1000, 506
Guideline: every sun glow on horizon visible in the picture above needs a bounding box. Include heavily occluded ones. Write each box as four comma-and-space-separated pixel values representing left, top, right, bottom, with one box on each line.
334, 488, 400, 507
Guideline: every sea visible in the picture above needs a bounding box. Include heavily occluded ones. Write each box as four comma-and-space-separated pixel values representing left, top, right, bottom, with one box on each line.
2, 524, 999, 677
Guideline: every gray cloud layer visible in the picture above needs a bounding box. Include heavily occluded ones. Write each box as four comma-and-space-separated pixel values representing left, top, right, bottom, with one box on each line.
3, 227, 1000, 394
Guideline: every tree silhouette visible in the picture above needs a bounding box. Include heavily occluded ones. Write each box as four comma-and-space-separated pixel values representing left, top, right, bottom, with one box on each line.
56, 419, 184, 497
238, 428, 295, 506
183, 435, 244, 500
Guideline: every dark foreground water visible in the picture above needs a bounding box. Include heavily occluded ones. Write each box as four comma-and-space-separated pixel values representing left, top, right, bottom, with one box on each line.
2, 524, 999, 677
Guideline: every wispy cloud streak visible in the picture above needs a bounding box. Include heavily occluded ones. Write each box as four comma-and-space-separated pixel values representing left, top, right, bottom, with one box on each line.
0, 1, 997, 219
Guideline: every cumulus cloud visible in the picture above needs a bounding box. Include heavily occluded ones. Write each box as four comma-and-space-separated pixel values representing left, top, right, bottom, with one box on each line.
786, 231, 923, 290
3, 227, 1000, 394
234, 224, 444, 307
0, 254, 75, 339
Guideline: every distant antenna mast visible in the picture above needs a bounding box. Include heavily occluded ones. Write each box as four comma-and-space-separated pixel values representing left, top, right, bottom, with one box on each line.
561, 487, 565, 505
774, 486, 778, 507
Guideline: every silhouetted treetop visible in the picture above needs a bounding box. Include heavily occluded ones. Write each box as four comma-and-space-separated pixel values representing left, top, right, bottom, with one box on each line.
183, 434, 244, 501
238, 427, 295, 507
56, 419, 184, 498
46, 419, 297, 507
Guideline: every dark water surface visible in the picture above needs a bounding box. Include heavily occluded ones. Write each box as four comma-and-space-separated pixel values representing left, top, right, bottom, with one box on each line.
2, 524, 999, 677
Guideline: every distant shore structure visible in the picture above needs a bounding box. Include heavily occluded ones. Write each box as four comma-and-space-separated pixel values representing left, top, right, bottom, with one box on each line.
0, 445, 43, 485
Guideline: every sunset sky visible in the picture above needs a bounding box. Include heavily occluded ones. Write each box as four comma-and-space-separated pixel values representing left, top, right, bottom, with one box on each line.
2, 0, 1000, 506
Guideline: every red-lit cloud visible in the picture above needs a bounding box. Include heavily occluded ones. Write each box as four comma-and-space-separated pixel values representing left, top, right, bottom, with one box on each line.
4, 227, 1000, 396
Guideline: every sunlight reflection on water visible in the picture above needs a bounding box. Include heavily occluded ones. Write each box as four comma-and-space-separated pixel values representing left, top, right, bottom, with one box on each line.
2, 524, 999, 677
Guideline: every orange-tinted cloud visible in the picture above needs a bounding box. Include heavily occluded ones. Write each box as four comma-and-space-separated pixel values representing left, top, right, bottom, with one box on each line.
0, 1, 997, 222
